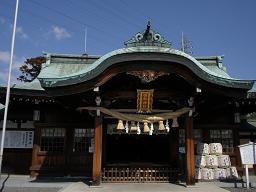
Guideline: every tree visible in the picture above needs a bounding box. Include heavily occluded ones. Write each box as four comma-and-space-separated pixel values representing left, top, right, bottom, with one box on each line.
17, 56, 46, 82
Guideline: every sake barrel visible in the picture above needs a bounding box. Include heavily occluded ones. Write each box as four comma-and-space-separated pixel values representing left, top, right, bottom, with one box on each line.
209, 143, 222, 155
197, 143, 209, 155
195, 168, 202, 180
195, 155, 206, 168
218, 155, 231, 168
214, 168, 227, 180
226, 167, 239, 179
201, 168, 214, 180
206, 155, 218, 168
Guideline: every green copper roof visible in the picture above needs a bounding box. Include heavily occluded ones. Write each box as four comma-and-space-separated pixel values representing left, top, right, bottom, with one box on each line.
0, 103, 4, 110
38, 53, 99, 79
196, 56, 231, 78
12, 78, 45, 91
38, 46, 254, 89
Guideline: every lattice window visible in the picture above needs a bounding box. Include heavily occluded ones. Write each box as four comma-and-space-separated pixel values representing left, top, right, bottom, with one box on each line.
179, 129, 202, 153
179, 129, 185, 153
193, 129, 202, 146
179, 129, 185, 147
73, 128, 94, 153
40, 128, 65, 152
210, 129, 233, 152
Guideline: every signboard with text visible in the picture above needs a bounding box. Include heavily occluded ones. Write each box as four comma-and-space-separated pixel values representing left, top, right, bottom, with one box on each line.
238, 142, 256, 165
0, 131, 34, 148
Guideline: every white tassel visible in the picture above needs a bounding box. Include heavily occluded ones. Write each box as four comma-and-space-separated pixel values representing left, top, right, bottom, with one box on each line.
149, 123, 154, 135
125, 121, 129, 133
137, 122, 141, 135
165, 120, 170, 132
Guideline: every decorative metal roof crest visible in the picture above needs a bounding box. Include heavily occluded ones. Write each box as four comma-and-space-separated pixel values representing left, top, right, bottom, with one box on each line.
124, 21, 171, 48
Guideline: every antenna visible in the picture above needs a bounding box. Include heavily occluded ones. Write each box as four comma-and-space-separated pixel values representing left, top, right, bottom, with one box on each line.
181, 31, 184, 52
181, 32, 193, 55
84, 27, 87, 54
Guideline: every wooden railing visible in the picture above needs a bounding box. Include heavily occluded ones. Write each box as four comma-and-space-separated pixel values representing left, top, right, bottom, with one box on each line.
102, 166, 179, 183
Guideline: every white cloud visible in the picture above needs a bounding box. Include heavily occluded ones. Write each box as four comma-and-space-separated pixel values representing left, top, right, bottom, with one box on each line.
0, 51, 11, 63
16, 26, 28, 39
51, 26, 71, 40
0, 17, 5, 24
0, 51, 25, 84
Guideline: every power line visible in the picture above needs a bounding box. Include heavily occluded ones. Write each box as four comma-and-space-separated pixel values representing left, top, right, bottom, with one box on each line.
85, 0, 141, 29
2, 0, 119, 48
63, 0, 134, 37
28, 0, 117, 38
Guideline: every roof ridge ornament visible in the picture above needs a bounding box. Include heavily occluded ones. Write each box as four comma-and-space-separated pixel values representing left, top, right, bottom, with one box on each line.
124, 21, 171, 48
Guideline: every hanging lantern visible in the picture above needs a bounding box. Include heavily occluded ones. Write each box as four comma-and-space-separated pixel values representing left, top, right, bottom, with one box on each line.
158, 121, 165, 131
143, 122, 150, 133
130, 121, 137, 133
165, 120, 170, 132
116, 120, 125, 130
171, 117, 179, 127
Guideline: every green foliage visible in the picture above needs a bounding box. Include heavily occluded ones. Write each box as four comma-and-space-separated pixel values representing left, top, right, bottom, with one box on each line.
17, 56, 46, 82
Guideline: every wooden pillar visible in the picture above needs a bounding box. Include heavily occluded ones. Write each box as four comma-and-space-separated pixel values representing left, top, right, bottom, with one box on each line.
185, 115, 195, 185
92, 116, 102, 185
30, 126, 40, 177
30, 144, 40, 177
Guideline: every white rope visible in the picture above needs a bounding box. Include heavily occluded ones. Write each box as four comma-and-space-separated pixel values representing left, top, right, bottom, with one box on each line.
78, 106, 191, 123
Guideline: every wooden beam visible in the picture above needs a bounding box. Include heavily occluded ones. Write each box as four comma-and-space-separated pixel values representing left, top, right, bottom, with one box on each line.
185, 115, 195, 185
103, 90, 183, 100
92, 116, 102, 185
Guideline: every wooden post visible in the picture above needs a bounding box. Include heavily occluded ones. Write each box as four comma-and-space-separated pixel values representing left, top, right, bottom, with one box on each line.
30, 125, 40, 177
92, 116, 102, 185
30, 144, 40, 177
185, 115, 195, 185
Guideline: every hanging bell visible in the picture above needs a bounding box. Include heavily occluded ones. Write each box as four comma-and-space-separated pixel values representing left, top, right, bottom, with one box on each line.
116, 120, 125, 130
171, 117, 179, 127
143, 122, 150, 133
130, 121, 137, 133
158, 121, 165, 131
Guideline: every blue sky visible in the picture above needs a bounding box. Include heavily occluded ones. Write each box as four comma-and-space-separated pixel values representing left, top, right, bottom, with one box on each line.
0, 0, 256, 85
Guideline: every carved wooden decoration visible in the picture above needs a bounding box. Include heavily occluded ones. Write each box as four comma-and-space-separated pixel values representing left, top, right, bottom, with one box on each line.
127, 71, 168, 83
137, 89, 154, 113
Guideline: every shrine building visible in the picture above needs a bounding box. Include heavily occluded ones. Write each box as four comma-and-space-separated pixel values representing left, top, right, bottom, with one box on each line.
0, 23, 256, 185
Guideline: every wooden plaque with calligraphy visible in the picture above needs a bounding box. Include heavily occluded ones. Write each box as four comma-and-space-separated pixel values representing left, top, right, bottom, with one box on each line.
137, 89, 154, 113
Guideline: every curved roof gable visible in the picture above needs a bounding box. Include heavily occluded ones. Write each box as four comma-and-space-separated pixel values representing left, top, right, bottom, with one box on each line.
38, 46, 254, 89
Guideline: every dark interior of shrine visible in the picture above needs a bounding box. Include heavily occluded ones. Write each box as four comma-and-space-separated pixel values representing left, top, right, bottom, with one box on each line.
104, 134, 170, 165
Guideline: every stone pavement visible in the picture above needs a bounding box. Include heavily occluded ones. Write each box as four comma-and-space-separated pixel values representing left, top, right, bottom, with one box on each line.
59, 182, 229, 192
1, 174, 256, 192
0, 174, 65, 192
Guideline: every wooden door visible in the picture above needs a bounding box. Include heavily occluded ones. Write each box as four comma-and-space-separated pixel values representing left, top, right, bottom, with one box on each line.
67, 128, 94, 176
36, 127, 94, 176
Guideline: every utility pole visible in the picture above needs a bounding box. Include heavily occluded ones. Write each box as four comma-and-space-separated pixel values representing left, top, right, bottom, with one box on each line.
0, 0, 19, 177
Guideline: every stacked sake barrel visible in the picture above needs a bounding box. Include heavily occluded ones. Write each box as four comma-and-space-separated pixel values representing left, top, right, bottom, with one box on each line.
195, 143, 238, 181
